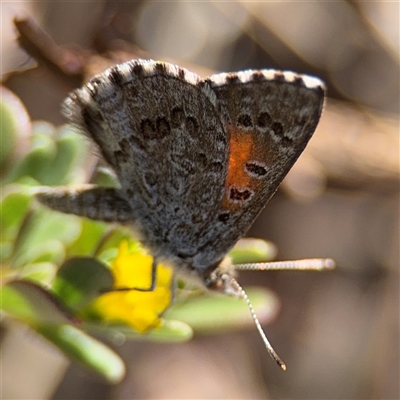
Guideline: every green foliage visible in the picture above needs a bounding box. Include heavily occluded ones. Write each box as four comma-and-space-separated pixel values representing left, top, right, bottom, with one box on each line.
52, 257, 114, 311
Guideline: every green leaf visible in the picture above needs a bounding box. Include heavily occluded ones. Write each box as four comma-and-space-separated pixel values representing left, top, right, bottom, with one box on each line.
0, 188, 32, 240
37, 324, 125, 383
46, 126, 89, 185
86, 319, 193, 344
0, 90, 18, 165
229, 238, 278, 264
4, 133, 57, 185
91, 167, 119, 188
1, 280, 71, 325
11, 209, 81, 268
19, 262, 58, 285
52, 257, 113, 311
0, 86, 31, 168
13, 239, 66, 268
0, 242, 12, 261
96, 228, 132, 258
1, 280, 125, 383
29, 210, 82, 245
66, 219, 108, 257
166, 287, 279, 334
144, 319, 193, 342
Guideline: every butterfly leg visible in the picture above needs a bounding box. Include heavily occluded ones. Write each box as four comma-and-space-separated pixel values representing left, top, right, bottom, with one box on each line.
131, 258, 157, 292
36, 186, 134, 224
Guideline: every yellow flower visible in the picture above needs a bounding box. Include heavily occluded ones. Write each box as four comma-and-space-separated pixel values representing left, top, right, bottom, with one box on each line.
90, 241, 173, 333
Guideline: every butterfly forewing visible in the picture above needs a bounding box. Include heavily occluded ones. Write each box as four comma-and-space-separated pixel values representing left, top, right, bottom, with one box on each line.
63, 60, 231, 266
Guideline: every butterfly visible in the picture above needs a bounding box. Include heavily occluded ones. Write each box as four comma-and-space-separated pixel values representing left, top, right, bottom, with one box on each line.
37, 59, 333, 370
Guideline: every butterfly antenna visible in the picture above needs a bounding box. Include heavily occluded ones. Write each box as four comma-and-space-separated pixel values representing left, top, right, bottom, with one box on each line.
235, 258, 335, 272
228, 277, 287, 371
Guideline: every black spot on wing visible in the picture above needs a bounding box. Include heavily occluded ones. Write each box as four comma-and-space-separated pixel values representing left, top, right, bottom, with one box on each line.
218, 212, 230, 222
245, 162, 268, 178
237, 114, 253, 128
141, 117, 170, 140
171, 107, 185, 128
156, 117, 171, 137
229, 187, 253, 202
257, 112, 272, 129
186, 116, 199, 136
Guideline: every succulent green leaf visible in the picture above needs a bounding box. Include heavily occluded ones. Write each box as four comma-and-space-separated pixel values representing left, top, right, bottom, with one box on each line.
0, 189, 32, 241
11, 209, 81, 268
1, 280, 71, 325
4, 133, 57, 185
37, 324, 126, 383
166, 287, 279, 333
1, 280, 125, 383
46, 126, 89, 185
86, 319, 193, 344
19, 262, 58, 285
229, 238, 278, 264
52, 257, 113, 311
0, 86, 31, 168
66, 219, 108, 257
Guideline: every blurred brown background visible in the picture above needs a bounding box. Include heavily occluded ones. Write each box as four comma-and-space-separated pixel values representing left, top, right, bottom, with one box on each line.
2, 1, 399, 399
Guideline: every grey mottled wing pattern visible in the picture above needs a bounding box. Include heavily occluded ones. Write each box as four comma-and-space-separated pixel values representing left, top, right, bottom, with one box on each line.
58, 60, 325, 277
62, 60, 230, 267
197, 69, 325, 258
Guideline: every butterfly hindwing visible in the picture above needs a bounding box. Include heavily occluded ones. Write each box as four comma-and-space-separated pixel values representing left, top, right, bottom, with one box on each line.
200, 70, 325, 249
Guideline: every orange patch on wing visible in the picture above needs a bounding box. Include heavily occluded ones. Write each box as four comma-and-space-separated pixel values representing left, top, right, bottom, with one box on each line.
222, 126, 257, 210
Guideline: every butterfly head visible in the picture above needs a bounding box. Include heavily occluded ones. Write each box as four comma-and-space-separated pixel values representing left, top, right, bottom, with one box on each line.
203, 257, 241, 297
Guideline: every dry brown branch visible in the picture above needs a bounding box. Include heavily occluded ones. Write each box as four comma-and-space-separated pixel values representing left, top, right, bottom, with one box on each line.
13, 17, 85, 87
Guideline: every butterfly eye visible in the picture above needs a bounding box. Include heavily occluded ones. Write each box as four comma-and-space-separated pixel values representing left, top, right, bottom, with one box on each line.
203, 271, 223, 291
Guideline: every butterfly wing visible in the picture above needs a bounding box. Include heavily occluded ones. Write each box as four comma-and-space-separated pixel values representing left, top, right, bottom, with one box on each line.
60, 61, 324, 276
196, 69, 325, 260
62, 60, 230, 267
